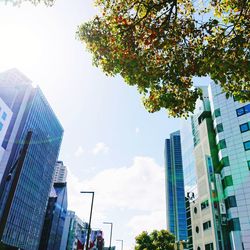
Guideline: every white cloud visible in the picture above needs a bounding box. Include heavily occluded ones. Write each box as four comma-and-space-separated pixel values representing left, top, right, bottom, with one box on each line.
74, 146, 85, 157
128, 210, 166, 236
92, 142, 109, 155
67, 156, 166, 231
135, 127, 140, 134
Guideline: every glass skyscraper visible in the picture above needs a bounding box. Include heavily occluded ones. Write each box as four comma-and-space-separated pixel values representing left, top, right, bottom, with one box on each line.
39, 183, 68, 250
165, 130, 187, 241
0, 69, 63, 250
39, 161, 68, 250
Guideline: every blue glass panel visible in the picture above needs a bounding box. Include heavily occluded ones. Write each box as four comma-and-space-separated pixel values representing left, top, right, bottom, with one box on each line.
236, 107, 245, 116
244, 141, 250, 151
240, 123, 249, 133
244, 104, 250, 114
1, 111, 7, 120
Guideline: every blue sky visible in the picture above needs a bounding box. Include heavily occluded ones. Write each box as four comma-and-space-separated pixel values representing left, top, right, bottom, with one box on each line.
0, 1, 210, 249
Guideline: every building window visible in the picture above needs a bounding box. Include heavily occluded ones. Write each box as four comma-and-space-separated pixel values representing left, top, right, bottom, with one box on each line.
240, 123, 250, 133
218, 139, 227, 150
236, 104, 250, 117
201, 200, 209, 210
221, 156, 230, 167
194, 207, 198, 214
247, 161, 250, 170
228, 218, 241, 231
214, 108, 221, 118
205, 243, 214, 250
244, 141, 250, 151
0, 122, 3, 131
222, 175, 233, 189
225, 196, 237, 209
1, 112, 7, 121
216, 123, 224, 133
203, 220, 211, 231
196, 226, 199, 233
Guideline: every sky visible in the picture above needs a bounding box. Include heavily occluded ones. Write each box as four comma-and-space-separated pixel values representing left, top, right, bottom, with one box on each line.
0, 1, 210, 249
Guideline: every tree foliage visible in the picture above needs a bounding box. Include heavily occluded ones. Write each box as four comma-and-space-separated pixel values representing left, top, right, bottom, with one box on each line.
78, 0, 250, 117
134, 230, 175, 250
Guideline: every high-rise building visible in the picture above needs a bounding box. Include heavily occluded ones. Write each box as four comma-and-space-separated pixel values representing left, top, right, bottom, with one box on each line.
183, 82, 250, 250
189, 87, 227, 250
60, 210, 75, 250
39, 161, 68, 250
0, 69, 64, 250
0, 98, 12, 163
165, 131, 187, 242
180, 119, 197, 250
208, 83, 250, 250
54, 160, 67, 183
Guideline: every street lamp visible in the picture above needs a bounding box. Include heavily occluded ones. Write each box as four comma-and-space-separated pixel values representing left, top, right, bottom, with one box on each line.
80, 191, 95, 250
103, 222, 113, 250
116, 239, 123, 250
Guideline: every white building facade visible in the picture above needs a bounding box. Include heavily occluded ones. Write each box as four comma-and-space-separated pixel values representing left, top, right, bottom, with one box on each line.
54, 161, 67, 183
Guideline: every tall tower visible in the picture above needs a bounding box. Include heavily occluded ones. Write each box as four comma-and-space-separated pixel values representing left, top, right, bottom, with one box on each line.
189, 87, 227, 250
0, 69, 64, 250
54, 161, 67, 183
186, 82, 250, 250
165, 131, 187, 241
208, 82, 250, 250
39, 161, 68, 250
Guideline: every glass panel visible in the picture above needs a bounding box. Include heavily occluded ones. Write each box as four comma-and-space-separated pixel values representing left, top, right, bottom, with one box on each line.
216, 123, 224, 133
240, 123, 249, 133
1, 111, 7, 120
225, 196, 237, 209
221, 156, 230, 167
236, 107, 245, 116
222, 175, 233, 189
218, 139, 227, 149
229, 218, 241, 231
244, 141, 250, 151
214, 108, 221, 118
247, 161, 250, 170
244, 104, 250, 114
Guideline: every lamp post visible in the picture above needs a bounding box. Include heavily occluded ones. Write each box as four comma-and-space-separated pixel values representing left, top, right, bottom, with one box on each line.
80, 191, 95, 250
116, 239, 123, 250
103, 222, 113, 250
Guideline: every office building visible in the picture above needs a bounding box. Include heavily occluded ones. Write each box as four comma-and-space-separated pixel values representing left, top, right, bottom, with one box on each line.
60, 211, 75, 250
39, 162, 68, 250
54, 161, 67, 183
0, 98, 12, 163
180, 119, 197, 250
208, 83, 250, 249
0, 69, 64, 250
61, 211, 88, 250
183, 82, 250, 250
189, 87, 227, 250
165, 131, 187, 242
